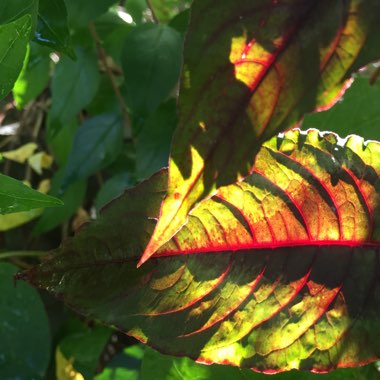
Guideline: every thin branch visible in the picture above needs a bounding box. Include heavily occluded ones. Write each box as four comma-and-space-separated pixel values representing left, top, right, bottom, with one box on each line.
146, 0, 159, 23
89, 23, 132, 139
0, 250, 48, 261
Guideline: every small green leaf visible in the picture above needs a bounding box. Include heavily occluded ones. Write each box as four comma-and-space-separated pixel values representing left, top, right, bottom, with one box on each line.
122, 23, 182, 115
35, 0, 75, 58
136, 99, 177, 180
302, 75, 380, 141
0, 173, 63, 214
149, 0, 191, 23
61, 113, 123, 190
0, 15, 32, 101
13, 42, 51, 109
0, 263, 50, 379
124, 0, 147, 25
48, 47, 100, 139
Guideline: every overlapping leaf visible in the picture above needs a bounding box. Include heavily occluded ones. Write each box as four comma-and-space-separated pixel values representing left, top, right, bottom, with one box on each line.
141, 0, 380, 264
21, 129, 380, 373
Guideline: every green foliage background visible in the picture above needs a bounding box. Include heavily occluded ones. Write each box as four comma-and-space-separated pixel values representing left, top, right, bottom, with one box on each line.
0, 0, 379, 379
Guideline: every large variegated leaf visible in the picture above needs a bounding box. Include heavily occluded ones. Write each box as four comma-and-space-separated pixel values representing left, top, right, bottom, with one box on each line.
21, 130, 380, 373
141, 0, 380, 264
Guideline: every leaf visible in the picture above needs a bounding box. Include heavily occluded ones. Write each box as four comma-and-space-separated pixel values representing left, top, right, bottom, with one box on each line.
149, 0, 191, 23
0, 0, 37, 25
12, 42, 51, 109
35, 0, 75, 58
21, 129, 380, 372
95, 172, 132, 211
0, 263, 50, 379
1, 142, 38, 163
61, 113, 123, 190
0, 173, 63, 214
48, 47, 100, 139
33, 169, 86, 234
141, 0, 380, 264
0, 15, 32, 101
302, 75, 380, 141
58, 326, 112, 379
64, 0, 119, 28
121, 23, 182, 115
136, 99, 177, 180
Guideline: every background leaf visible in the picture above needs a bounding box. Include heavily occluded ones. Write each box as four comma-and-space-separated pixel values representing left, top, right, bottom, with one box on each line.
0, 263, 50, 379
35, 0, 74, 58
48, 46, 100, 139
121, 23, 182, 115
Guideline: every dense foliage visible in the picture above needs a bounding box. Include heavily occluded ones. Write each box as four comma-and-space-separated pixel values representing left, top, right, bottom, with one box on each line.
1, 0, 380, 379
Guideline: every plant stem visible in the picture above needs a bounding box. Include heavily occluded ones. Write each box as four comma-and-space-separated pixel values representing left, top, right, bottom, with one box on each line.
0, 250, 48, 261
89, 23, 133, 139
146, 0, 159, 23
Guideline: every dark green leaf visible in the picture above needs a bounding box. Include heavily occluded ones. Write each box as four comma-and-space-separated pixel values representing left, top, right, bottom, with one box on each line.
33, 169, 86, 234
61, 113, 123, 190
136, 99, 177, 180
302, 75, 380, 141
0, 0, 38, 30
59, 325, 112, 379
95, 172, 132, 211
64, 0, 119, 28
48, 47, 100, 139
122, 23, 182, 114
0, 15, 32, 101
35, 0, 75, 58
169, 9, 190, 36
13, 42, 51, 109
0, 263, 50, 379
0, 173, 63, 214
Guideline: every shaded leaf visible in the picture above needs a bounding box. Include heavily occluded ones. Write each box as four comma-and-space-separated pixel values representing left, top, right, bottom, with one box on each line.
0, 15, 32, 101
95, 172, 132, 211
21, 130, 380, 372
33, 169, 86, 234
0, 263, 50, 379
141, 0, 380, 264
121, 23, 182, 115
64, 0, 119, 28
61, 114, 123, 190
0, 173, 62, 214
48, 47, 100, 139
13, 42, 51, 109
136, 99, 177, 180
149, 0, 191, 23
35, 0, 75, 58
303, 75, 380, 141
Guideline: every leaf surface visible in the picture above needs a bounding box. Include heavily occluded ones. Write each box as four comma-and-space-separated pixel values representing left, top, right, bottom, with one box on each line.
0, 173, 63, 214
21, 129, 380, 372
141, 0, 380, 264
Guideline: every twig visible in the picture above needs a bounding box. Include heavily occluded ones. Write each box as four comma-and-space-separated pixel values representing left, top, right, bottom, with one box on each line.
0, 250, 48, 260
370, 66, 380, 85
146, 0, 159, 23
89, 23, 132, 139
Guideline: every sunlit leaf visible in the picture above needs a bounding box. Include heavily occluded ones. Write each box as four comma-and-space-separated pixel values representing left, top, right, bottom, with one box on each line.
21, 129, 380, 372
141, 0, 380, 264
